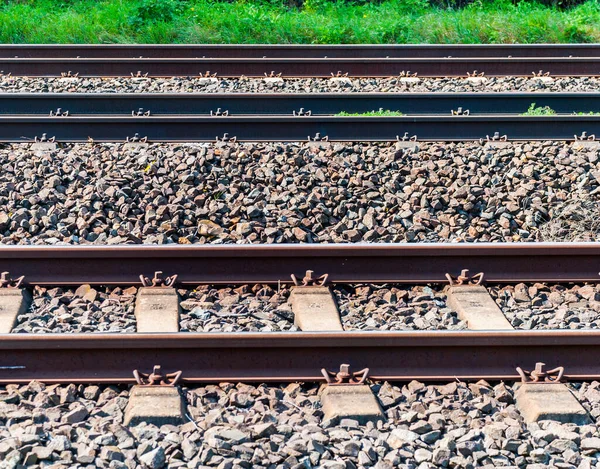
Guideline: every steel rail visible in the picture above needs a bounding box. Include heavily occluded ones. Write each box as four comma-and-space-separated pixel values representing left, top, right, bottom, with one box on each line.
1, 44, 600, 59
2, 115, 599, 142
1, 331, 600, 383
0, 243, 599, 286
5, 92, 600, 116
3, 57, 600, 77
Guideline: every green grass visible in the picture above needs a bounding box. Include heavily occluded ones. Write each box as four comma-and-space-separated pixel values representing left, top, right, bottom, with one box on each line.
1, 0, 600, 43
574, 111, 600, 115
336, 109, 405, 116
521, 103, 557, 115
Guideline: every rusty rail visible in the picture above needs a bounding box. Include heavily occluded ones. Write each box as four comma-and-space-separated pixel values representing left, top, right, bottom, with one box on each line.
3, 57, 600, 77
0, 242, 600, 286
2, 43, 600, 59
1, 331, 600, 383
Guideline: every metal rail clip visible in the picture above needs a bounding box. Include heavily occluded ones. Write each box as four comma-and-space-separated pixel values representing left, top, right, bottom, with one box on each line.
264, 71, 283, 79
0, 272, 24, 289
399, 71, 418, 78
445, 269, 484, 286
132, 108, 151, 117
49, 108, 69, 117
140, 271, 178, 288
210, 108, 229, 116
60, 71, 79, 78
200, 71, 217, 78
516, 362, 564, 384
133, 365, 182, 387
331, 71, 349, 78
131, 71, 149, 78
532, 70, 551, 78
34, 133, 55, 144
480, 131, 508, 145
216, 133, 237, 143
467, 71, 485, 78
575, 131, 596, 141
291, 270, 328, 287
125, 133, 148, 144
451, 107, 470, 116
397, 132, 418, 143
308, 133, 328, 142
322, 364, 369, 386
293, 108, 312, 116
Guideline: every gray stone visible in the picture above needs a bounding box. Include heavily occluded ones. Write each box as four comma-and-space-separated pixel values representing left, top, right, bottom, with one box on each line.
387, 428, 420, 449
139, 447, 166, 469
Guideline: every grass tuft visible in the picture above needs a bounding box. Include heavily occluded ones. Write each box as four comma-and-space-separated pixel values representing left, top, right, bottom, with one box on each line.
522, 103, 557, 116
0, 0, 600, 43
537, 200, 600, 242
336, 109, 405, 116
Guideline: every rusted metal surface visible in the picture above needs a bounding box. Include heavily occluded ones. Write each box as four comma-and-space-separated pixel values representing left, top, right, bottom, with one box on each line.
0, 243, 600, 286
139, 271, 178, 288
133, 365, 182, 386
1, 44, 600, 59
517, 362, 565, 384
2, 114, 600, 142
3, 57, 600, 77
322, 364, 369, 386
0, 272, 24, 289
291, 270, 328, 287
1, 331, 600, 383
445, 269, 484, 286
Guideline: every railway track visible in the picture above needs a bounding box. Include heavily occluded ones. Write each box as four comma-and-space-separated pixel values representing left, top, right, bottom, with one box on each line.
2, 92, 599, 142
0, 242, 599, 384
3, 92, 600, 115
2, 43, 600, 463
2, 44, 600, 76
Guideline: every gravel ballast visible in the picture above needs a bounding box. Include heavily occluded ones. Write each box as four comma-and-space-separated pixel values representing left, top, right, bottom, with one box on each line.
12, 285, 136, 334
2, 379, 600, 469
4, 75, 600, 93
491, 283, 600, 330
179, 285, 296, 333
0, 140, 599, 246
13, 282, 600, 333
336, 284, 466, 331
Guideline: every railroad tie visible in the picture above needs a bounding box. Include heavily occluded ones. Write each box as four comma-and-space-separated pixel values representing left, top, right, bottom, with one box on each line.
288, 270, 343, 331
444, 269, 513, 330
319, 365, 384, 425
445, 270, 590, 424
288, 272, 383, 424
0, 272, 30, 333
124, 365, 186, 427
134, 272, 180, 333
514, 363, 591, 425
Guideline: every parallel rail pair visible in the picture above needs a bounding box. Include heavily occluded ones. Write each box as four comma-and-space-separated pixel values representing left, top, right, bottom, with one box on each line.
2, 44, 600, 76
2, 93, 600, 142
1, 242, 600, 383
